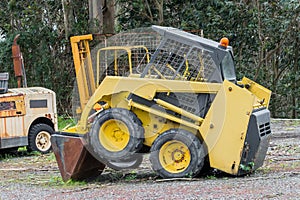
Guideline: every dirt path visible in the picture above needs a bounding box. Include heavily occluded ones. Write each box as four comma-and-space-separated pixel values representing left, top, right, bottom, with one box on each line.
0, 119, 299, 199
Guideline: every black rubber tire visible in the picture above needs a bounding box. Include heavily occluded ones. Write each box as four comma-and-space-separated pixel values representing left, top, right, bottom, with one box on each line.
88, 108, 144, 161
106, 154, 143, 170
150, 129, 205, 178
28, 124, 54, 154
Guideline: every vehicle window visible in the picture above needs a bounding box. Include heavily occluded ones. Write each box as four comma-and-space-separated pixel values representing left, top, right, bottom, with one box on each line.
221, 51, 236, 81
0, 101, 16, 111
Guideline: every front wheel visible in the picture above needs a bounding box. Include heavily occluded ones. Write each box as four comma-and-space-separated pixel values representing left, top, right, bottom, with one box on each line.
28, 124, 54, 154
150, 129, 205, 178
87, 108, 144, 161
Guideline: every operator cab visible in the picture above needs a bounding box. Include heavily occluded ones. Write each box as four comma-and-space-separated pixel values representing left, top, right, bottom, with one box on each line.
221, 50, 236, 82
218, 38, 237, 83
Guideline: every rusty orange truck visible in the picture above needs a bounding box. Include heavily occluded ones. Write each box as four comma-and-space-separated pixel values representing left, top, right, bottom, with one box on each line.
0, 35, 57, 154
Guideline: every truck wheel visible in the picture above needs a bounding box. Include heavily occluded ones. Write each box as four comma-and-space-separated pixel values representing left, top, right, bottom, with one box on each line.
150, 129, 205, 178
88, 108, 144, 161
28, 124, 54, 154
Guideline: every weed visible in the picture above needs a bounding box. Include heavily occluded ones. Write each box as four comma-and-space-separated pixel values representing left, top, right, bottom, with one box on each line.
46, 153, 56, 161
0, 153, 13, 161
48, 176, 87, 187
30, 151, 42, 156
18, 147, 27, 152
257, 166, 271, 174
125, 171, 138, 181
288, 120, 300, 126
58, 115, 76, 130
206, 175, 217, 180
185, 172, 193, 178
64, 179, 87, 186
48, 176, 64, 186
280, 163, 288, 169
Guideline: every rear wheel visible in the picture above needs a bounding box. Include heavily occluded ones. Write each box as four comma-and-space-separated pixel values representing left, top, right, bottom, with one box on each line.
88, 108, 144, 162
28, 124, 54, 154
150, 129, 205, 178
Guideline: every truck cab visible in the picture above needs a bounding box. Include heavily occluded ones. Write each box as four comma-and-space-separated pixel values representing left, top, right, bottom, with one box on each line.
0, 72, 57, 153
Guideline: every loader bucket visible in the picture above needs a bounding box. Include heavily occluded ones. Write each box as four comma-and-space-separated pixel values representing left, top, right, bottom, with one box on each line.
51, 133, 105, 182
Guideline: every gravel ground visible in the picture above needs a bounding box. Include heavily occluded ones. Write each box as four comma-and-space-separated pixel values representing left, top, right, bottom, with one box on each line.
0, 119, 299, 199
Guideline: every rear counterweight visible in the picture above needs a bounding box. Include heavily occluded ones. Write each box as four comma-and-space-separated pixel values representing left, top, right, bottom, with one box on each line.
238, 108, 272, 175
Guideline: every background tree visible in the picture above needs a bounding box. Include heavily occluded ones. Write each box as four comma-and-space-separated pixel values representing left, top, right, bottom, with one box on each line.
89, 0, 115, 33
0, 0, 89, 114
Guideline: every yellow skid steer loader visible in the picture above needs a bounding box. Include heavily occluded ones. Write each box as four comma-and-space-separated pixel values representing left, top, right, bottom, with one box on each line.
51, 26, 272, 181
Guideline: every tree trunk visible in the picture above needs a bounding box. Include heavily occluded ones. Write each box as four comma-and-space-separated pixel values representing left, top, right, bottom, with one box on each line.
102, 0, 115, 34
89, 0, 103, 33
292, 22, 299, 118
61, 0, 74, 39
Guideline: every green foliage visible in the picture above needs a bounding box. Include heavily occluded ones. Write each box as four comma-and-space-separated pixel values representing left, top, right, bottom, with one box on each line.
48, 176, 87, 187
58, 115, 76, 130
125, 171, 138, 181
0, 0, 88, 115
206, 175, 217, 180
240, 162, 255, 172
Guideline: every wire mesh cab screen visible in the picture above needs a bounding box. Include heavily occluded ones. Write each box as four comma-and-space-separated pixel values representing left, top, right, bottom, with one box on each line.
141, 26, 227, 83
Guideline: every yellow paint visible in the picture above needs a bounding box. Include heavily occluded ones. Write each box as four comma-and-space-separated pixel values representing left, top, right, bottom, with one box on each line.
99, 119, 130, 152
159, 140, 191, 173
70, 35, 95, 113
0, 95, 26, 117
96, 45, 150, 87
154, 98, 204, 123
199, 80, 254, 175
240, 77, 272, 108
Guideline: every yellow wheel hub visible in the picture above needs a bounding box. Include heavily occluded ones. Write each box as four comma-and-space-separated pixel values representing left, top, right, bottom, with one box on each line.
99, 119, 130, 152
159, 140, 191, 173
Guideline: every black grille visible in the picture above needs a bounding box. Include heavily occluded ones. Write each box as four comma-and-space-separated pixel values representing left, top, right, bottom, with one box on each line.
259, 122, 271, 137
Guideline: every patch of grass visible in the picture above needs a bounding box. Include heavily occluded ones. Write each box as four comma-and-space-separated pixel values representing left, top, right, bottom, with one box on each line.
47, 176, 65, 186
64, 179, 87, 186
257, 166, 271, 174
286, 120, 300, 126
18, 146, 27, 152
30, 151, 42, 156
125, 171, 138, 181
47, 176, 87, 187
279, 163, 289, 169
46, 153, 56, 162
206, 175, 217, 180
58, 115, 76, 130
295, 147, 300, 153
0, 153, 14, 161
239, 162, 255, 172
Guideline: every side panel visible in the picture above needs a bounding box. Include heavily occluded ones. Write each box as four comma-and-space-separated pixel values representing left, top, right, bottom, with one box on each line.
199, 80, 255, 175
0, 94, 27, 148
24, 91, 58, 134
0, 137, 27, 149
0, 117, 25, 137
